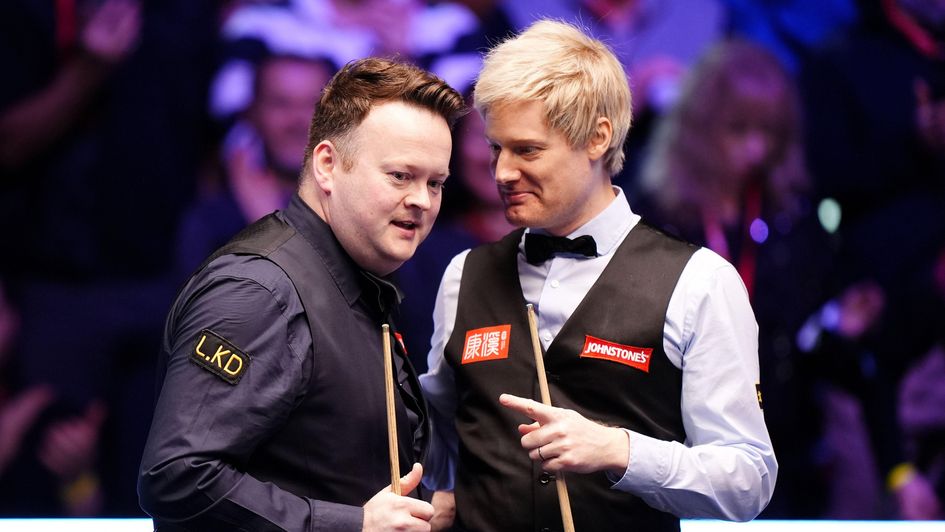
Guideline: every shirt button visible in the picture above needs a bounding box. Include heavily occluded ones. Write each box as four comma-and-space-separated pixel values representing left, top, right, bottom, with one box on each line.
539, 472, 554, 485
542, 332, 553, 342
540, 528, 552, 532
550, 280, 560, 288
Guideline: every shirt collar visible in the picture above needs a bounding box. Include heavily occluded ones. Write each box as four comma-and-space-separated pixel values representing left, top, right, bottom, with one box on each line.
283, 193, 364, 307
524, 186, 640, 257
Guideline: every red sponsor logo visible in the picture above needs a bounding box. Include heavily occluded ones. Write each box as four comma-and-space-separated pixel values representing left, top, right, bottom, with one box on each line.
461, 325, 511, 364
579, 335, 652, 372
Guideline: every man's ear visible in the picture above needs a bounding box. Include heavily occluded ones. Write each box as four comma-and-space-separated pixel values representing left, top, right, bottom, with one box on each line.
586, 117, 613, 162
311, 140, 338, 194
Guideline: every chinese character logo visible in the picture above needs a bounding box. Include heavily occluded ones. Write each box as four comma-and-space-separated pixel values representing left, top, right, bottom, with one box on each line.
461, 325, 511, 364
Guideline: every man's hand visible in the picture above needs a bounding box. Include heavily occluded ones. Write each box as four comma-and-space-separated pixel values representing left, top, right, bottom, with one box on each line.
362, 463, 434, 532
499, 394, 629, 475
81, 0, 141, 65
836, 281, 885, 339
227, 145, 285, 223
0, 385, 54, 474
38, 400, 107, 481
430, 490, 455, 532
895, 470, 943, 520
915, 78, 945, 155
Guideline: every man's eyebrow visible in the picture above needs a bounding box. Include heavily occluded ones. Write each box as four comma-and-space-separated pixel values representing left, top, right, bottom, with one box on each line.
384, 162, 450, 178
485, 137, 547, 146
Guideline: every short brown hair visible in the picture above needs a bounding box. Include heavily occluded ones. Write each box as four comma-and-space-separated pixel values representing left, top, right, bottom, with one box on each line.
302, 57, 466, 176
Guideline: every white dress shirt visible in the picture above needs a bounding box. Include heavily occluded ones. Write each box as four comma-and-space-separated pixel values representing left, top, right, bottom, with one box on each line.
420, 188, 778, 521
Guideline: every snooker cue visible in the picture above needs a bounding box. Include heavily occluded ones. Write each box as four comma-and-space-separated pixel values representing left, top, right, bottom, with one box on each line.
526, 304, 576, 532
381, 324, 401, 495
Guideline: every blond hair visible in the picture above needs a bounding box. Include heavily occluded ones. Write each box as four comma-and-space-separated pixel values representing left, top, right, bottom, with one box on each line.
474, 20, 632, 176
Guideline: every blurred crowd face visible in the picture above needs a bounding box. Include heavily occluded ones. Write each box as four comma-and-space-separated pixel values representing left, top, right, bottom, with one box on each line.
897, 0, 945, 34
250, 57, 331, 180
486, 100, 612, 236
717, 74, 789, 186
459, 110, 502, 208
319, 101, 452, 276
0, 284, 18, 364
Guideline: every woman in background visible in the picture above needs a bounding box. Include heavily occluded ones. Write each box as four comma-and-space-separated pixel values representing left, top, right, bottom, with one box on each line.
638, 39, 842, 518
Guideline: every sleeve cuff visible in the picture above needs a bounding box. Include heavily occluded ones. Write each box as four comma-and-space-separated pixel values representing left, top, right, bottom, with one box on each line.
607, 429, 671, 494
311, 500, 363, 532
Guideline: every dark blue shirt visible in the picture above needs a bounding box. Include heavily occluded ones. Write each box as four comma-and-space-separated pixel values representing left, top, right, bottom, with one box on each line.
139, 195, 420, 531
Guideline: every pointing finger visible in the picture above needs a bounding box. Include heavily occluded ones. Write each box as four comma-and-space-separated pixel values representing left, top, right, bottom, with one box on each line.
499, 393, 554, 423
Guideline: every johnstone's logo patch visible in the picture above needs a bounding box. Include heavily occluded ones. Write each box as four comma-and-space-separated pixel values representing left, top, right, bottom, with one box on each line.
461, 324, 511, 365
191, 329, 249, 384
579, 335, 653, 373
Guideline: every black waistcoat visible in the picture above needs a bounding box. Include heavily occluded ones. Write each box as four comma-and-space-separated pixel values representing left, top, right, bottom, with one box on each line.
444, 224, 696, 532
204, 212, 427, 506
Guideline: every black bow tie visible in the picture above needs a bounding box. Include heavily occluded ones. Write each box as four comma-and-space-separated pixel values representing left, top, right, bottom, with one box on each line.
524, 233, 598, 265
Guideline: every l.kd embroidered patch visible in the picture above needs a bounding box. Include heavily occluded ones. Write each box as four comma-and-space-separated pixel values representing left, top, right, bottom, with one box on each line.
579, 335, 653, 373
461, 324, 511, 364
191, 329, 249, 384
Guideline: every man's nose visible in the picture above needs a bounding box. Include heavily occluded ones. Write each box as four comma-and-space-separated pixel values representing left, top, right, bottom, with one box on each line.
405, 182, 433, 210
493, 150, 519, 184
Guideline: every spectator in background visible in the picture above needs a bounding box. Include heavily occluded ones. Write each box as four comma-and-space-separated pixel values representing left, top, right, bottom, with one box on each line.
0, 0, 217, 514
0, 280, 107, 517
175, 53, 334, 276
0, 0, 140, 170
798, 250, 945, 520
427, 1, 519, 94
797, 0, 945, 517
722, 0, 859, 73
638, 39, 835, 517
395, 92, 513, 371
211, 0, 479, 122
800, 0, 945, 290
897, 247, 945, 519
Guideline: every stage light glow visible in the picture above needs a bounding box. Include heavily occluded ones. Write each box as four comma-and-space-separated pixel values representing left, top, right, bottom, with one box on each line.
750, 218, 769, 243
818, 198, 842, 233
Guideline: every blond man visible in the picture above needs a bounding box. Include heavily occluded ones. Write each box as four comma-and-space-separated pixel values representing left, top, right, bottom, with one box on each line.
420, 20, 777, 531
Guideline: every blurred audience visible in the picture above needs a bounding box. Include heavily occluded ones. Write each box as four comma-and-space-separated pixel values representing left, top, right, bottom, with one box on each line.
800, 0, 945, 289
797, 0, 945, 518
211, 0, 479, 121
175, 53, 334, 276
0, 0, 217, 515
0, 281, 106, 516
722, 0, 860, 73
897, 267, 945, 520
0, 0, 942, 521
898, 341, 945, 520
638, 39, 838, 517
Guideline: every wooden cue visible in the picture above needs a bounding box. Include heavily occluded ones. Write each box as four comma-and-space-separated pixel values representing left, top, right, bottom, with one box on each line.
525, 304, 575, 532
381, 324, 401, 495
